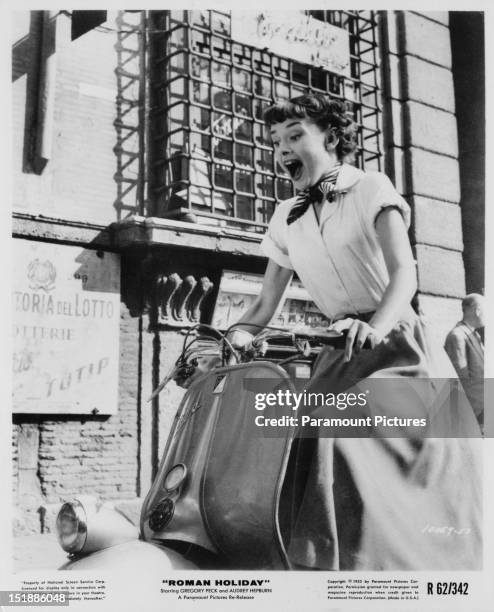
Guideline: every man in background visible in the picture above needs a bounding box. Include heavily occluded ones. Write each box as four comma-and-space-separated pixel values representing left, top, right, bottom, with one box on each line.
444, 294, 485, 427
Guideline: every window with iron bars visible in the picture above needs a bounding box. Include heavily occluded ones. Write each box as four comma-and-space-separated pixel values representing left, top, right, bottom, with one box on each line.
149, 10, 382, 232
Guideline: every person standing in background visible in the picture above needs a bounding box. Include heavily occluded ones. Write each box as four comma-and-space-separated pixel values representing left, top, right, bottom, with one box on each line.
444, 293, 485, 427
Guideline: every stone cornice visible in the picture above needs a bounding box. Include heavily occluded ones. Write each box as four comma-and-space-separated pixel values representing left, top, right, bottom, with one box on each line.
12, 213, 265, 259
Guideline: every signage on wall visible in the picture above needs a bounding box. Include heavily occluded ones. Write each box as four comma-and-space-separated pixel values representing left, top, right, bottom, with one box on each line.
12, 240, 121, 415
231, 11, 351, 77
212, 270, 330, 332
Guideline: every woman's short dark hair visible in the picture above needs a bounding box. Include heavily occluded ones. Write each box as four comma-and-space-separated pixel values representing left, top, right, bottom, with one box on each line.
263, 93, 358, 161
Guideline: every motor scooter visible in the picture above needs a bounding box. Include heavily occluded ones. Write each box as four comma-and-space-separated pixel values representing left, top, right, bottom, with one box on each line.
55, 325, 342, 571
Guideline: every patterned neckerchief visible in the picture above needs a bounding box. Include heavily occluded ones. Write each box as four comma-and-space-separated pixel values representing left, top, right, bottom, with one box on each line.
287, 162, 345, 225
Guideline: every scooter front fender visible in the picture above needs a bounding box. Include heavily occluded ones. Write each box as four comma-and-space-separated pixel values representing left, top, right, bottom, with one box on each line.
59, 539, 198, 571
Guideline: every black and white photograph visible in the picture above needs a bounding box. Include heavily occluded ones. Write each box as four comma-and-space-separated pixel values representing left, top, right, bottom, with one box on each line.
2, 5, 493, 611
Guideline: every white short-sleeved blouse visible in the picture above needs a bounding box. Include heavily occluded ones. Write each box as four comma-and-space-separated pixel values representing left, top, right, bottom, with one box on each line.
260, 164, 411, 320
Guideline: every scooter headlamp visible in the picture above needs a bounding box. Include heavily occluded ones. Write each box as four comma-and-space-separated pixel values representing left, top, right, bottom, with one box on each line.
56, 500, 87, 553
56, 496, 138, 555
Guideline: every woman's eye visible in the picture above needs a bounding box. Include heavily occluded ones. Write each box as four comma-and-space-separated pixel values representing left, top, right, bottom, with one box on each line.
272, 141, 280, 148
290, 133, 301, 142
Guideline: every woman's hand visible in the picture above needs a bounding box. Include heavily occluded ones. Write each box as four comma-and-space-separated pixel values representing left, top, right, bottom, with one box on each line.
330, 318, 383, 362
227, 329, 255, 350
225, 329, 255, 363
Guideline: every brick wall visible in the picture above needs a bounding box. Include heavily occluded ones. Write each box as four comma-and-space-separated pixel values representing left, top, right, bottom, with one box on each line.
12, 427, 19, 500
382, 11, 464, 343
37, 418, 136, 503
12, 289, 142, 533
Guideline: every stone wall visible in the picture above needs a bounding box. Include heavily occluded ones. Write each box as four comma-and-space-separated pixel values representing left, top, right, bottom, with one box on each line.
381, 11, 464, 343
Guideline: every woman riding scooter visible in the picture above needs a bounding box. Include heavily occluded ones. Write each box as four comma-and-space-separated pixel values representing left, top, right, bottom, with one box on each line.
228, 93, 481, 570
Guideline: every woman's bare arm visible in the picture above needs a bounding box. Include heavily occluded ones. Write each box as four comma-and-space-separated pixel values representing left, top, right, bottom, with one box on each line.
332, 208, 417, 360
369, 207, 417, 335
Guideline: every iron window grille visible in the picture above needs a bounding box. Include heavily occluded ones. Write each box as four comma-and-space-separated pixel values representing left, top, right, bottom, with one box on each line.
149, 10, 382, 232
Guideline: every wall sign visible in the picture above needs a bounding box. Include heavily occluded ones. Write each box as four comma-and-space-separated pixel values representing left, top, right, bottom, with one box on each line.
231, 11, 350, 77
12, 240, 120, 415
212, 270, 329, 332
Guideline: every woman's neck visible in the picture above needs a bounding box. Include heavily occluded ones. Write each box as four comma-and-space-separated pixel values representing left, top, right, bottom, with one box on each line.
316, 156, 341, 182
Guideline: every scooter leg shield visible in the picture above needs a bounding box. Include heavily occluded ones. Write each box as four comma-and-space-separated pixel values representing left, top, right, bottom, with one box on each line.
141, 362, 296, 569
59, 540, 198, 571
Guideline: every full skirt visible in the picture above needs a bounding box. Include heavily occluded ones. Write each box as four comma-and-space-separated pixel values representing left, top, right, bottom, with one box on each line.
284, 315, 482, 570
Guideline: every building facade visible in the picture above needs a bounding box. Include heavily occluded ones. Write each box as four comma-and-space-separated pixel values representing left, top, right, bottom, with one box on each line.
11, 10, 484, 532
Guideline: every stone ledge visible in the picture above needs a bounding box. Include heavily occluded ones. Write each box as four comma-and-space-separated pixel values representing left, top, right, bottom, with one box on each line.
111, 215, 264, 257
12, 213, 266, 259
12, 212, 112, 248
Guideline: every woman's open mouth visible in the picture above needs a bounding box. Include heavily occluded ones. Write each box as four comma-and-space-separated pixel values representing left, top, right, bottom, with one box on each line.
284, 160, 304, 181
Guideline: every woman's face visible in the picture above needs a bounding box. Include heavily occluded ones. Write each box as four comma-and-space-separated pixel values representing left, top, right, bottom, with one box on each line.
270, 116, 337, 191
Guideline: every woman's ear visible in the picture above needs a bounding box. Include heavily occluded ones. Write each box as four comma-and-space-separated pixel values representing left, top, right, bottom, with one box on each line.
325, 128, 339, 151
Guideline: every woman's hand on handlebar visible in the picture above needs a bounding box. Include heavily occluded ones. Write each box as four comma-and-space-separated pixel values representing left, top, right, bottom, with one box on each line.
223, 329, 255, 365
329, 318, 383, 362
227, 329, 255, 351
